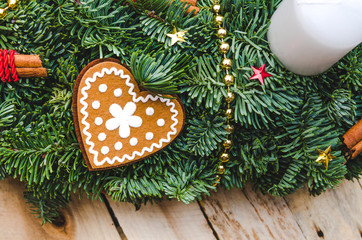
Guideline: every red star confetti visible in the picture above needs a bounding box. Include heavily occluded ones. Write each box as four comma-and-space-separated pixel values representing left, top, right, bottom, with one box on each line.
249, 64, 272, 85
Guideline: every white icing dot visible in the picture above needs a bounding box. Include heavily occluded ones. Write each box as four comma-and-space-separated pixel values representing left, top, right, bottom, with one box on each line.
98, 133, 107, 141
130, 137, 138, 146
146, 107, 154, 116
114, 88, 122, 97
157, 119, 165, 127
92, 101, 100, 109
101, 146, 109, 155
115, 142, 123, 151
145, 132, 154, 141
99, 84, 108, 93
95, 117, 103, 126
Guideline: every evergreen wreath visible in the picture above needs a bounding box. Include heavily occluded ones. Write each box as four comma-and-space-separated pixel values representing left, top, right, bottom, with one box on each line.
0, 0, 361, 224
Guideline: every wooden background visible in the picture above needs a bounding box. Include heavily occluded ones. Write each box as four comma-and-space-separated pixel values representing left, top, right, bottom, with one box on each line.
0, 178, 361, 240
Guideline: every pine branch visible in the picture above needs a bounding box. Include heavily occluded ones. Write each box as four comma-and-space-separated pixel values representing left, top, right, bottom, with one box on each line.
130, 50, 193, 95
24, 190, 69, 225
0, 100, 15, 130
185, 114, 227, 156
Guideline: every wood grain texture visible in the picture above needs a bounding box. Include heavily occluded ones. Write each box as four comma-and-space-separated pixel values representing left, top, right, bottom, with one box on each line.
66, 195, 121, 240
1, 178, 361, 240
0, 178, 120, 240
285, 180, 362, 240
200, 186, 305, 240
108, 197, 216, 240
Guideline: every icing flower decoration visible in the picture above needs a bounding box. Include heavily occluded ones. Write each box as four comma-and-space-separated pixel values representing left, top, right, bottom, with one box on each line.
106, 102, 143, 138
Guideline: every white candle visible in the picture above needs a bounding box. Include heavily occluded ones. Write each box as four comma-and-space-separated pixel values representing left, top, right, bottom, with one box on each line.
268, 0, 362, 76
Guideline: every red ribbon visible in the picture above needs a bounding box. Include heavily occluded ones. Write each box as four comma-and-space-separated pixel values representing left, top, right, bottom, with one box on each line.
0, 49, 18, 82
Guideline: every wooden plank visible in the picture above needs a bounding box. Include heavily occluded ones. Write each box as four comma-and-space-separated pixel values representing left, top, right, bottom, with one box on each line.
200, 185, 305, 240
0, 178, 121, 240
285, 180, 362, 240
2, 177, 361, 240
108, 197, 216, 240
67, 194, 122, 240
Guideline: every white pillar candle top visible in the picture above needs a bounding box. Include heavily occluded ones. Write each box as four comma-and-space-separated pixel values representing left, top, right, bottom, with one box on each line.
268, 0, 362, 75
298, 0, 362, 48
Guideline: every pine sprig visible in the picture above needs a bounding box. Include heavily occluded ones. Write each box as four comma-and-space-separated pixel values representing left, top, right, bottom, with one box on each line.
24, 190, 69, 225
185, 114, 227, 156
130, 50, 193, 95
0, 100, 15, 130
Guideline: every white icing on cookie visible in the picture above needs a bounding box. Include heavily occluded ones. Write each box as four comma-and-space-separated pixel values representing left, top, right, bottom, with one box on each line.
157, 119, 165, 127
95, 117, 103, 126
146, 107, 154, 116
115, 142, 123, 150
114, 88, 122, 97
101, 146, 109, 155
98, 133, 106, 141
105, 102, 143, 138
92, 101, 100, 109
99, 84, 107, 93
145, 132, 154, 140
130, 137, 138, 146
79, 67, 179, 167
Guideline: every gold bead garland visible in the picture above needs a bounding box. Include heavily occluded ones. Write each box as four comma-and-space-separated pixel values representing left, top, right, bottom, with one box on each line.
212, 0, 234, 186
0, 0, 19, 19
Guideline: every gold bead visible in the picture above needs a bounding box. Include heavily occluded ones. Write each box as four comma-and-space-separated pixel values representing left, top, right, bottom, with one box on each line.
212, 4, 221, 13
223, 139, 233, 149
223, 74, 234, 86
226, 124, 234, 133
218, 165, 226, 174
212, 175, 221, 187
221, 58, 232, 69
213, 174, 222, 186
220, 152, 230, 162
7, 0, 19, 10
225, 91, 235, 103
0, 8, 7, 18
216, 28, 227, 38
219, 42, 230, 54
215, 15, 224, 25
225, 108, 233, 119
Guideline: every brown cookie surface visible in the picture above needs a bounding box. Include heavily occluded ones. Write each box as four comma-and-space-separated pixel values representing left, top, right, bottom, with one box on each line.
73, 59, 185, 170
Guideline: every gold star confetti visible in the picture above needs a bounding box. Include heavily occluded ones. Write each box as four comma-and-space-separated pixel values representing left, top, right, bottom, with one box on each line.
315, 146, 336, 169
166, 27, 187, 46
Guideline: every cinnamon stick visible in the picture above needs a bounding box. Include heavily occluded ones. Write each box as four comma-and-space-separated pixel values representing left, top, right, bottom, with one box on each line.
181, 0, 197, 6
350, 140, 362, 159
8, 55, 43, 68
12, 68, 48, 78
172, 0, 199, 14
343, 120, 362, 150
186, 5, 200, 14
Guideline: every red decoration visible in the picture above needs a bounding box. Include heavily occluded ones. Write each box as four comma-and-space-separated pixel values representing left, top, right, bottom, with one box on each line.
9, 50, 19, 82
0, 49, 18, 82
0, 50, 47, 81
249, 64, 272, 85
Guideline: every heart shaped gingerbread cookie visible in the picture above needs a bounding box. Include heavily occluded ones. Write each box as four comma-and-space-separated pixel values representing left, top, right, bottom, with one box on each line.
73, 59, 185, 170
